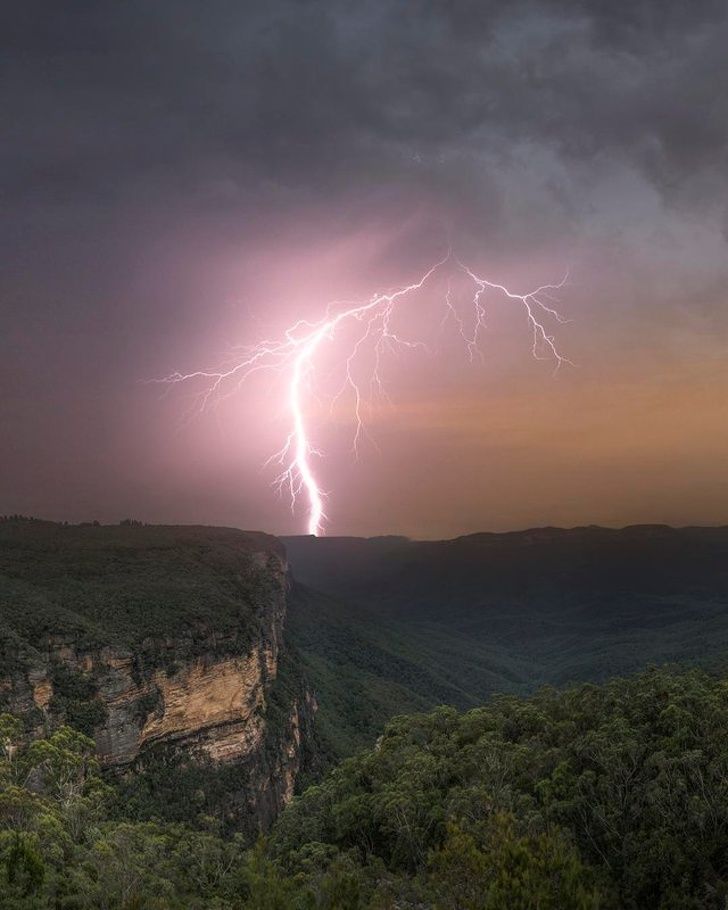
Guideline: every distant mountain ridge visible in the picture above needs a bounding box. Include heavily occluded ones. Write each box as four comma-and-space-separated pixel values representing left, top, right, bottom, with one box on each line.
284, 524, 728, 616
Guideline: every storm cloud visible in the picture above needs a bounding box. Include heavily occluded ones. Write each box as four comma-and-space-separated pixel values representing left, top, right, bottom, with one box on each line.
3, 1, 727, 215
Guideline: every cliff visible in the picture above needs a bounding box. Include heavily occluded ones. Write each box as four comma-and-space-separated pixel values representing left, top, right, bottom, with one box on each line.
0, 520, 317, 835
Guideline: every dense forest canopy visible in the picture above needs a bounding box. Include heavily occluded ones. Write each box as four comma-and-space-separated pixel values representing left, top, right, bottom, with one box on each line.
3, 667, 728, 908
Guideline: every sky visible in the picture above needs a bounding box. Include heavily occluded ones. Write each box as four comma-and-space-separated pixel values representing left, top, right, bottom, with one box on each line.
2, 0, 728, 538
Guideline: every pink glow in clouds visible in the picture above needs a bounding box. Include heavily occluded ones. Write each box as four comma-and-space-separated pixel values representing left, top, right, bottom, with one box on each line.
152, 249, 570, 536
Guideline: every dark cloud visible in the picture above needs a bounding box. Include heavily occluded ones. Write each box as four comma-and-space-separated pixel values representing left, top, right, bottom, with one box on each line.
2, 0, 726, 215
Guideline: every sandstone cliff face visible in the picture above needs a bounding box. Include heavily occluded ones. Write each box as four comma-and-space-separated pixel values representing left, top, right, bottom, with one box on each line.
0, 522, 317, 834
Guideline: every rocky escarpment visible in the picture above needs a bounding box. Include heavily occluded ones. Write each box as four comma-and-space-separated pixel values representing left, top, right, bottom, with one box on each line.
0, 520, 317, 834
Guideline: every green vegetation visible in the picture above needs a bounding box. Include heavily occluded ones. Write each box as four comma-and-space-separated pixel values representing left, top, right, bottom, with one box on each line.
0, 520, 283, 668
5, 667, 728, 908
0, 713, 255, 908
269, 666, 728, 908
47, 662, 108, 737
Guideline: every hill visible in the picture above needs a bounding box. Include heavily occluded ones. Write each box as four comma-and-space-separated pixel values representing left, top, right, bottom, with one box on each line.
284, 525, 728, 757
0, 518, 285, 660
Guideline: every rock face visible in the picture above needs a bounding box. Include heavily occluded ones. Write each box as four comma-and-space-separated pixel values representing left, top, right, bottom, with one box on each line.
136, 652, 274, 762
0, 521, 318, 834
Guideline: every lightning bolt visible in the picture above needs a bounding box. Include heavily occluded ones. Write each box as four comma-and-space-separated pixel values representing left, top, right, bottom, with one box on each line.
152, 253, 571, 536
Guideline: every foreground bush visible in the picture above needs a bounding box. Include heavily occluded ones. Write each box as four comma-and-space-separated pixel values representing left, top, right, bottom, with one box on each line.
272, 667, 728, 909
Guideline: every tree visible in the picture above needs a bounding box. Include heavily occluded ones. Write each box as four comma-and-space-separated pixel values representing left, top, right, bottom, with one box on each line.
428, 816, 603, 910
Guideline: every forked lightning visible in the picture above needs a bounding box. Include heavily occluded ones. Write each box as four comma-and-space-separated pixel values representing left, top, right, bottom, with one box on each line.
153, 254, 571, 535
